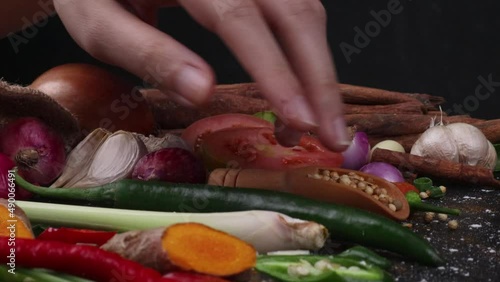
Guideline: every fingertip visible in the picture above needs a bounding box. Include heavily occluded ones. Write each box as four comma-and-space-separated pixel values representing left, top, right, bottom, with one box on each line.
167, 65, 215, 107
319, 116, 351, 152
278, 95, 319, 131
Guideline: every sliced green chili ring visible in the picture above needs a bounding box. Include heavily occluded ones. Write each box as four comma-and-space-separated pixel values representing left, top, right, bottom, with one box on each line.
337, 246, 391, 270
256, 255, 393, 282
256, 256, 342, 282
413, 177, 433, 192
427, 185, 445, 198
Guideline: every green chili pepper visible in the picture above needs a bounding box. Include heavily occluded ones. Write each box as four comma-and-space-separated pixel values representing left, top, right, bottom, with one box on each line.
14, 170, 444, 266
336, 246, 391, 270
0, 265, 33, 282
0, 265, 92, 282
405, 191, 460, 215
256, 255, 393, 282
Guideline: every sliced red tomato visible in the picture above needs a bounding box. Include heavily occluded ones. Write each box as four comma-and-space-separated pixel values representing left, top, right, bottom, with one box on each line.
394, 182, 419, 194
181, 114, 273, 153
200, 127, 343, 170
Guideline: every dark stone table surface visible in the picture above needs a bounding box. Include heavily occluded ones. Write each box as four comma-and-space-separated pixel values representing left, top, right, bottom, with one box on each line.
244, 181, 499, 282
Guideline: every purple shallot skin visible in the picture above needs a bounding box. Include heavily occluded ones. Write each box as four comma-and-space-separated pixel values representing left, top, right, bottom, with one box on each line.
132, 148, 206, 184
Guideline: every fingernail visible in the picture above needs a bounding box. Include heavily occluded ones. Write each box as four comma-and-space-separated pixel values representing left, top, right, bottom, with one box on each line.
174, 66, 211, 105
285, 96, 318, 129
332, 117, 351, 148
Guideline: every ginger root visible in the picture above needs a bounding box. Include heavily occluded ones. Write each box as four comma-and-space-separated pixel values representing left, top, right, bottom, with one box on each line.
101, 223, 256, 277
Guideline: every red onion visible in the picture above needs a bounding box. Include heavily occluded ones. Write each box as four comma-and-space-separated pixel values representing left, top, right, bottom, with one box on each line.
132, 148, 206, 184
359, 162, 405, 183
0, 118, 66, 185
0, 153, 32, 199
341, 131, 371, 170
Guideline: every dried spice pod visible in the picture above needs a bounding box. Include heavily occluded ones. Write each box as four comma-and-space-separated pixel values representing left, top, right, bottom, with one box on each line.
208, 167, 410, 221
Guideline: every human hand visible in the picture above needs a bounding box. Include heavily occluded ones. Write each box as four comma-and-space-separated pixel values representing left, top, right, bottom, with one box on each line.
54, 0, 349, 151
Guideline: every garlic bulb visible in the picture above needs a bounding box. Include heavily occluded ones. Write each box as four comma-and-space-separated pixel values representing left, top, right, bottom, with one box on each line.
411, 122, 497, 170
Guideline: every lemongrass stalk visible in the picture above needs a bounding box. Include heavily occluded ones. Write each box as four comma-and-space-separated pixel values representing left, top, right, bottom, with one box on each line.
16, 201, 327, 253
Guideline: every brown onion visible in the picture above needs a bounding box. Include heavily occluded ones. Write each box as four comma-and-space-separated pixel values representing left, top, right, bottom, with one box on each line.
0, 118, 66, 185
30, 63, 156, 135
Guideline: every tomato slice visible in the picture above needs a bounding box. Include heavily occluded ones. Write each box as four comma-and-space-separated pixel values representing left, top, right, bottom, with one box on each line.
181, 114, 273, 153
200, 127, 343, 170
394, 182, 419, 195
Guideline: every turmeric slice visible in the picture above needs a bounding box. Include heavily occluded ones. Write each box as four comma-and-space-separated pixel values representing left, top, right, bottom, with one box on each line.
0, 199, 34, 239
101, 223, 256, 277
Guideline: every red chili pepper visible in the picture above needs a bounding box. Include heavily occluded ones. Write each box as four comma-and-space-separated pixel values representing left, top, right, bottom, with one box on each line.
394, 182, 419, 195
0, 237, 181, 282
163, 272, 230, 282
37, 227, 116, 246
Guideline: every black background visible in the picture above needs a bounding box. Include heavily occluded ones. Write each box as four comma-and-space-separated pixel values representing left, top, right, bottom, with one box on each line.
1, 0, 499, 119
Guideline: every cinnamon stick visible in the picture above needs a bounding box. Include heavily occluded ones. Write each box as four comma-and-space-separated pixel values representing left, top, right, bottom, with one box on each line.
426, 110, 449, 116
213, 83, 263, 99
476, 119, 500, 144
204, 83, 443, 106
339, 84, 418, 105
143, 90, 270, 129
371, 148, 500, 188
345, 114, 484, 136
344, 102, 424, 114
144, 89, 427, 129
406, 93, 446, 109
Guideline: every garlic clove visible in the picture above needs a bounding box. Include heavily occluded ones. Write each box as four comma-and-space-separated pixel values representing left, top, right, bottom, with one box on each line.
51, 128, 111, 188
446, 123, 493, 168
410, 125, 459, 163
477, 141, 497, 170
71, 131, 148, 188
